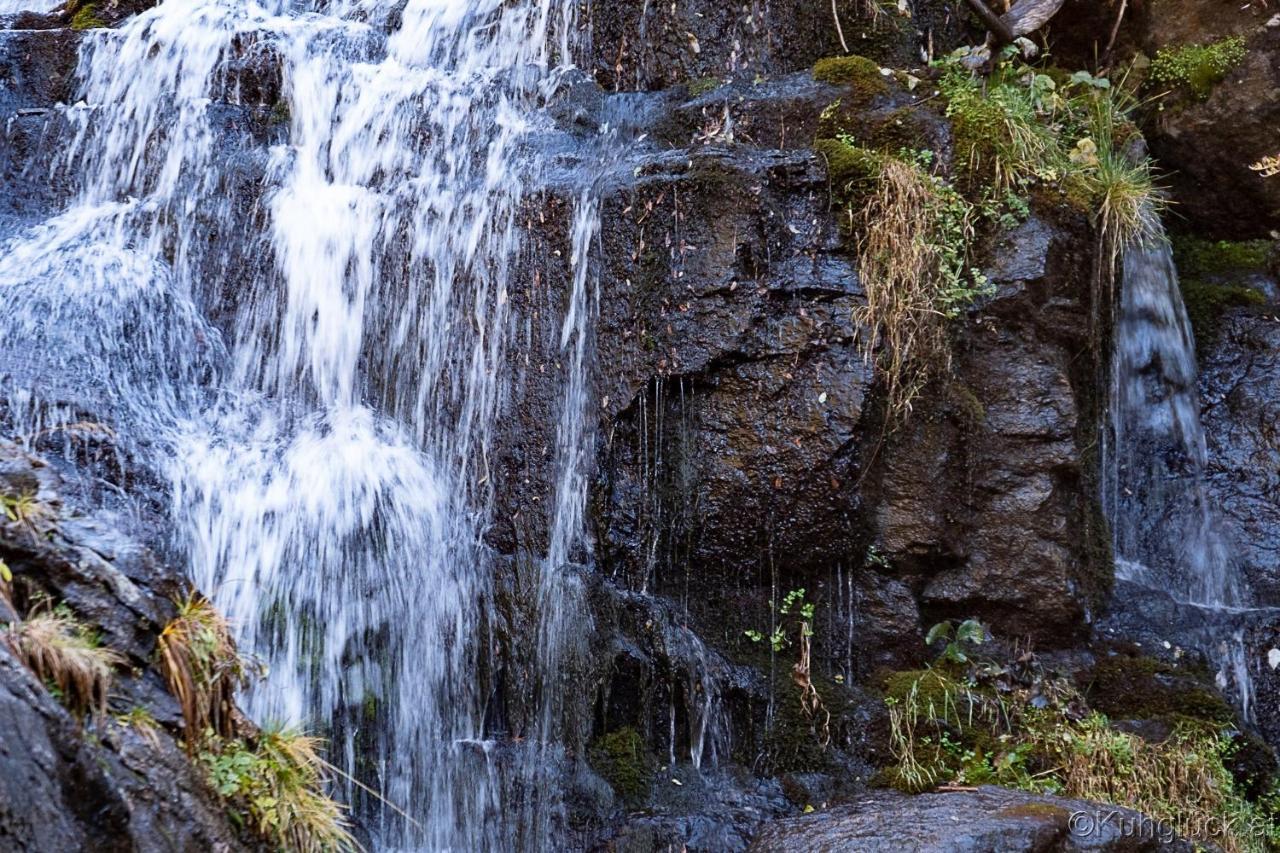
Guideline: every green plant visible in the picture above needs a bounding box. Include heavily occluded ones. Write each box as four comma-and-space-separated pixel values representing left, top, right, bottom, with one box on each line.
882, 647, 1280, 851
7, 604, 124, 715
200, 726, 357, 852
746, 589, 831, 747
1150, 37, 1247, 100
925, 618, 986, 664
115, 705, 162, 749
2, 490, 57, 536
852, 147, 992, 418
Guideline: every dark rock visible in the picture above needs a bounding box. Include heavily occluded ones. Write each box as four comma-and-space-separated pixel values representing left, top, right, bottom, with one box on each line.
864, 205, 1109, 644
748, 786, 1195, 852
1200, 312, 1280, 604
1139, 7, 1280, 235
0, 442, 245, 851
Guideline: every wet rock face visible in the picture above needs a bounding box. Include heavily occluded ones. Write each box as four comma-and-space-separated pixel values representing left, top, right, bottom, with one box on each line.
588, 0, 972, 92
865, 207, 1108, 645
1138, 5, 1280, 236
748, 785, 1195, 851
0, 443, 245, 852
591, 148, 872, 595
1201, 312, 1280, 605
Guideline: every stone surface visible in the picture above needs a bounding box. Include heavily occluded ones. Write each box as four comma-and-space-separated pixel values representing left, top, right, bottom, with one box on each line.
1201, 311, 1280, 605
0, 442, 246, 852
1139, 5, 1280, 236
748, 786, 1194, 852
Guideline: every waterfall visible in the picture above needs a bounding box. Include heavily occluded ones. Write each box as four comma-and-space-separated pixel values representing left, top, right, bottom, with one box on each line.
1105, 215, 1257, 718
1105, 221, 1244, 610
0, 0, 597, 848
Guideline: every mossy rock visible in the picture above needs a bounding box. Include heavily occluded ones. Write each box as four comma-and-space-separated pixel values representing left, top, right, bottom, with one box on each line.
1180, 278, 1265, 349
813, 55, 890, 105
1086, 655, 1235, 724
882, 668, 963, 707
687, 76, 722, 98
70, 2, 106, 29
1173, 236, 1271, 278
588, 727, 654, 806
1170, 236, 1270, 350
1149, 37, 1247, 100
813, 137, 883, 210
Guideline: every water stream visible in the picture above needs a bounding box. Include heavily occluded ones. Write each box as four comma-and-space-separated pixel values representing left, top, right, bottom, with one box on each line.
0, 0, 596, 847
1105, 216, 1255, 715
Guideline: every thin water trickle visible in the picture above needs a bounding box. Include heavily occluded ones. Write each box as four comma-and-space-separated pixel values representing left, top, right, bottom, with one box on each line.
1106, 225, 1243, 610
0, 0, 596, 847
1105, 216, 1255, 718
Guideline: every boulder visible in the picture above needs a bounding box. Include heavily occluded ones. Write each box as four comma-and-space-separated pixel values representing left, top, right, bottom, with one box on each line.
748, 786, 1194, 852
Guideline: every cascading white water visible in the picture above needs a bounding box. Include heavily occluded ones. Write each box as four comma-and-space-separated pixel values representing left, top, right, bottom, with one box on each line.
0, 0, 597, 847
1105, 223, 1244, 610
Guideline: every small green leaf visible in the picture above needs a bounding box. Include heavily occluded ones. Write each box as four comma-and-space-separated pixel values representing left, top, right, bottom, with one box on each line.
926, 621, 953, 646
0, 560, 11, 583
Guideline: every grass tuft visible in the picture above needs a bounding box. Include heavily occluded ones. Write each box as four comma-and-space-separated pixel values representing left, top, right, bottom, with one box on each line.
854, 152, 989, 419
158, 592, 249, 748
8, 605, 124, 715
201, 726, 359, 852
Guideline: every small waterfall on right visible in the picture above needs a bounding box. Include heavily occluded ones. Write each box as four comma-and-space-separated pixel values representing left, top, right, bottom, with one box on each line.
1104, 212, 1254, 714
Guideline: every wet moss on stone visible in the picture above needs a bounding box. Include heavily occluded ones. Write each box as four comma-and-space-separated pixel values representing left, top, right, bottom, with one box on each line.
687, 76, 722, 97
588, 727, 653, 805
70, 2, 106, 30
1086, 655, 1235, 724
1172, 236, 1269, 350
813, 137, 883, 210
812, 55, 890, 104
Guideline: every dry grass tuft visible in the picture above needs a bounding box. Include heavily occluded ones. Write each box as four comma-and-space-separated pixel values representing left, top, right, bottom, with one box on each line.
8, 606, 124, 715
158, 592, 248, 748
856, 158, 981, 419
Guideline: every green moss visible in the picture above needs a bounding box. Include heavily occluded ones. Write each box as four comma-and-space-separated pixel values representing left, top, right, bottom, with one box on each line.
1170, 236, 1269, 349
995, 802, 1072, 821
70, 2, 106, 30
589, 727, 653, 805
813, 55, 890, 103
946, 382, 986, 428
688, 76, 722, 97
813, 137, 883, 207
269, 100, 291, 126
1149, 37, 1247, 99
882, 668, 962, 707
1173, 237, 1270, 278
1087, 655, 1235, 724
1181, 279, 1265, 349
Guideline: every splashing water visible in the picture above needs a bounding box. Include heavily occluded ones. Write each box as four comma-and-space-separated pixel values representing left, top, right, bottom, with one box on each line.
0, 0, 597, 847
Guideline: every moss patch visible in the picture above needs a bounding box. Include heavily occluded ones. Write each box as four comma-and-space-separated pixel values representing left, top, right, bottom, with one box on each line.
813, 55, 890, 104
1149, 37, 1247, 100
1086, 655, 1235, 724
688, 76, 722, 97
1172, 236, 1269, 350
70, 2, 106, 29
814, 137, 883, 207
1174, 237, 1271, 278
588, 727, 653, 805
1181, 279, 1265, 349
